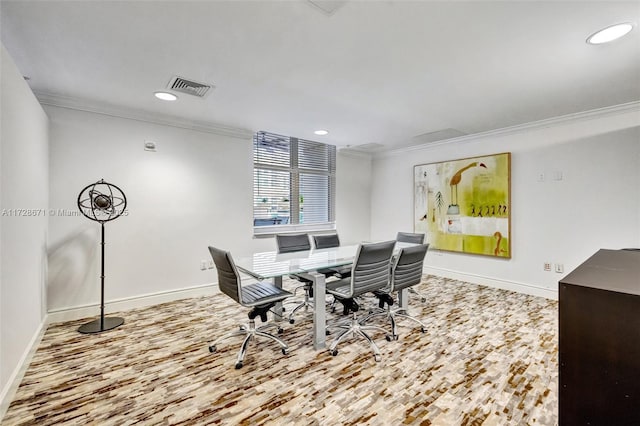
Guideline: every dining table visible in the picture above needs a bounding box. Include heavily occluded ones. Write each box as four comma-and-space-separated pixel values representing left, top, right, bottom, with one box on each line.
233, 242, 414, 350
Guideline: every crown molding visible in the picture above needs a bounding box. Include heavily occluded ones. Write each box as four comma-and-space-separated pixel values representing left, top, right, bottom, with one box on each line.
337, 148, 373, 160
35, 92, 639, 151
35, 91, 253, 139
377, 100, 640, 158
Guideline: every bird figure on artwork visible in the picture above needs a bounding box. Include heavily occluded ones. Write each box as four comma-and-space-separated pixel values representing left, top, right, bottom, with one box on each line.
494, 231, 508, 256
494, 231, 502, 256
449, 162, 487, 206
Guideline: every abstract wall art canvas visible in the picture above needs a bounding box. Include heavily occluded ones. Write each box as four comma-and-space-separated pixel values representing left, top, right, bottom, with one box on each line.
414, 152, 511, 258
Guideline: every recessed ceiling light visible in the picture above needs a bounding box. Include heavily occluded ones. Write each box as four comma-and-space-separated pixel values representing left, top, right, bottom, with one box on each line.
587, 23, 634, 45
314, 130, 329, 136
154, 91, 178, 101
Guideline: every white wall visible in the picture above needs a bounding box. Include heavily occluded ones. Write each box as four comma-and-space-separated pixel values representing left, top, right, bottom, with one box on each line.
371, 111, 640, 298
336, 151, 372, 245
46, 106, 372, 314
0, 45, 49, 410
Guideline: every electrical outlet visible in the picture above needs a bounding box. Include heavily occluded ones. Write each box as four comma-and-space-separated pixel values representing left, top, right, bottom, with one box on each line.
543, 262, 552, 272
537, 172, 545, 182
207, 260, 214, 269
200, 260, 207, 271
555, 263, 564, 273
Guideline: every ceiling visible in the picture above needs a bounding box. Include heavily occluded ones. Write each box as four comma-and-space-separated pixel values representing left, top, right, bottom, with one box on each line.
1, 1, 639, 150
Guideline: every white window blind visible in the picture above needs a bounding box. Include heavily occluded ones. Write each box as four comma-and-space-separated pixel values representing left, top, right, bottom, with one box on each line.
253, 131, 336, 232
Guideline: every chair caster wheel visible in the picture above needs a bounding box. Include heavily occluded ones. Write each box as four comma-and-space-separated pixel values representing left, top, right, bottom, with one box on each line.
277, 327, 284, 334
289, 319, 295, 324
331, 349, 338, 356
325, 330, 331, 336
374, 354, 382, 362
239, 325, 246, 331
393, 334, 399, 341
208, 345, 217, 353
421, 297, 427, 303
282, 348, 288, 355
235, 362, 243, 369
420, 327, 426, 333
282, 307, 286, 312
385, 335, 392, 342
331, 306, 336, 313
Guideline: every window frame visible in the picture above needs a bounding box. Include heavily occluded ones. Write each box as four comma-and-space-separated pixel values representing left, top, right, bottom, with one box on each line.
253, 131, 336, 237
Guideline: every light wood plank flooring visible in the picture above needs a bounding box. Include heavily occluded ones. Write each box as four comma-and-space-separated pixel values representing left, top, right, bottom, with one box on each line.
3, 276, 558, 425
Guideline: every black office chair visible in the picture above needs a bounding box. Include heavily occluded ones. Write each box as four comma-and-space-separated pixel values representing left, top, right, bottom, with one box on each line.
313, 233, 340, 249
396, 232, 427, 302
313, 234, 359, 315
312, 233, 357, 316
396, 232, 425, 244
276, 233, 312, 253
366, 244, 429, 340
313, 234, 340, 280
312, 234, 352, 280
275, 234, 315, 324
326, 240, 396, 361
207, 246, 292, 369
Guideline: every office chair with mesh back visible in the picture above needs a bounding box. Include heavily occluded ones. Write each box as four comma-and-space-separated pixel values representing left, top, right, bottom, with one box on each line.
275, 234, 315, 324
208, 246, 292, 369
326, 240, 396, 361
396, 232, 427, 302
366, 244, 429, 340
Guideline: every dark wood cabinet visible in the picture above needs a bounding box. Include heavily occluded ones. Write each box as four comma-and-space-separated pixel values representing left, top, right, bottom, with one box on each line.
559, 249, 640, 426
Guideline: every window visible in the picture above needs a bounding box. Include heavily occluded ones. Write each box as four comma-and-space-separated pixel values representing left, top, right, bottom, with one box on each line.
253, 131, 336, 234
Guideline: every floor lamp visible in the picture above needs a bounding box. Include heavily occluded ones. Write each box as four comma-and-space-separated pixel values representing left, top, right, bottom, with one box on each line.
77, 179, 127, 334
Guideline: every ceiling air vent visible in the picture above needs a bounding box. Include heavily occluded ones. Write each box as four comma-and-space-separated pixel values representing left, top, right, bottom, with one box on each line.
167, 76, 213, 98
411, 128, 467, 145
342, 143, 386, 152
307, 0, 348, 16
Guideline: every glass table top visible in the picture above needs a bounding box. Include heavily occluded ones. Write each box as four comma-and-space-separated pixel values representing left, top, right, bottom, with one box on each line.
233, 241, 416, 280
234, 245, 359, 279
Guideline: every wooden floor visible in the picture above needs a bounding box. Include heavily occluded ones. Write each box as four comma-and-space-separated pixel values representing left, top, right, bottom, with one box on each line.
3, 276, 558, 425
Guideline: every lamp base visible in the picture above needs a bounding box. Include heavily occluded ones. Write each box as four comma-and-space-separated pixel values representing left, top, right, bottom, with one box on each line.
78, 317, 124, 334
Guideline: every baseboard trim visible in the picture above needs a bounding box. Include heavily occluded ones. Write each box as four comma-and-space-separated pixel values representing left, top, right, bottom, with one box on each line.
48, 283, 218, 324
424, 266, 558, 300
0, 315, 49, 422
